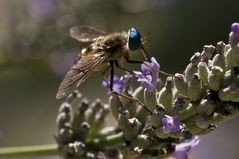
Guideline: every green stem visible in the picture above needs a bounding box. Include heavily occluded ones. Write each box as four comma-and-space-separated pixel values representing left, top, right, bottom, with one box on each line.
86, 132, 124, 150
0, 132, 124, 157
0, 144, 57, 157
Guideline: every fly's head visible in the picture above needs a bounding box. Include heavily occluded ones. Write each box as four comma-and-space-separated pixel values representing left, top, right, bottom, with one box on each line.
128, 28, 142, 51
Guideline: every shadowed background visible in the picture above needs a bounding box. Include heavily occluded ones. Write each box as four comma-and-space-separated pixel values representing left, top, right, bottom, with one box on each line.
0, 0, 239, 158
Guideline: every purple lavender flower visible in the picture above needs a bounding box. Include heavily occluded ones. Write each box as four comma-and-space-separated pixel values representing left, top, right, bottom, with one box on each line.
231, 23, 239, 36
134, 57, 160, 92
162, 115, 180, 133
171, 136, 200, 159
102, 74, 131, 95
230, 22, 239, 47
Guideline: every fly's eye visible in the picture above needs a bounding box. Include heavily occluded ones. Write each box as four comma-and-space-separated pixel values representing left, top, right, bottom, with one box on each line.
128, 27, 142, 51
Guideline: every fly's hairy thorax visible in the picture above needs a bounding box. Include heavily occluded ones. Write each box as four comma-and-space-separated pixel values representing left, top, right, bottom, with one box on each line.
102, 32, 128, 59
82, 32, 128, 61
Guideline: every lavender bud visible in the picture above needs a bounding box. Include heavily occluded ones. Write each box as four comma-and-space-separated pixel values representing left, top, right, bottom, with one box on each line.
229, 23, 239, 48
78, 98, 89, 113
75, 122, 90, 141
181, 129, 193, 140
124, 118, 142, 141
109, 96, 123, 119
118, 110, 129, 130
72, 99, 89, 132
89, 107, 109, 138
208, 60, 213, 68
150, 104, 165, 128
157, 78, 165, 90
133, 86, 144, 101
162, 115, 181, 134
216, 41, 226, 55
208, 66, 224, 91
58, 102, 72, 114
58, 123, 73, 144
212, 41, 226, 70
173, 96, 187, 112
185, 53, 200, 83
86, 152, 95, 158
197, 62, 210, 85
64, 141, 85, 157
225, 48, 237, 69
223, 67, 239, 87
134, 87, 150, 124
211, 53, 225, 71
179, 103, 198, 121
195, 115, 209, 129
131, 134, 151, 149
201, 45, 215, 62
56, 112, 71, 130
86, 99, 103, 125
219, 81, 239, 102
121, 93, 137, 117
158, 77, 173, 108
218, 85, 233, 101
135, 107, 151, 125
234, 48, 239, 67
187, 74, 202, 102
174, 73, 188, 96
155, 128, 168, 139
144, 88, 157, 111
224, 104, 239, 120
190, 52, 201, 66
66, 90, 83, 104
122, 147, 140, 159
209, 112, 224, 124
197, 98, 216, 116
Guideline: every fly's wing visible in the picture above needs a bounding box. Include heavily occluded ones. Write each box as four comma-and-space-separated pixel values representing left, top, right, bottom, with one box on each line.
70, 26, 107, 42
56, 51, 109, 99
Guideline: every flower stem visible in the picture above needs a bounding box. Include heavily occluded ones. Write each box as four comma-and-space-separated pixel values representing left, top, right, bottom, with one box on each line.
0, 132, 124, 157
0, 144, 57, 157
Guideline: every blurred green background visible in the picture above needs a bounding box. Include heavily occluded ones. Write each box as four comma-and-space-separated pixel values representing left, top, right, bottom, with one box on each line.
0, 0, 239, 158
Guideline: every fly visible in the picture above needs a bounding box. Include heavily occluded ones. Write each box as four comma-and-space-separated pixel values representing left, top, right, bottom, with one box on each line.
56, 25, 151, 99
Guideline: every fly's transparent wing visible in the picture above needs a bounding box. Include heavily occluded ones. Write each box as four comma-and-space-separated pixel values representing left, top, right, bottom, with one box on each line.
56, 51, 109, 99
70, 26, 107, 42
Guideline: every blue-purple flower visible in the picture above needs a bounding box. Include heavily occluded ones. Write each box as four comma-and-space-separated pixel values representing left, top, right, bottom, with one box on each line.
134, 57, 160, 92
102, 74, 131, 95
231, 23, 239, 36
230, 22, 239, 47
162, 115, 181, 133
171, 136, 200, 159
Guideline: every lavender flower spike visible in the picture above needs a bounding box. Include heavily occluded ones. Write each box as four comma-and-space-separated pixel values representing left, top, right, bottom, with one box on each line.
231, 23, 239, 36
229, 22, 239, 47
162, 115, 181, 133
102, 74, 131, 95
171, 136, 200, 159
134, 57, 160, 92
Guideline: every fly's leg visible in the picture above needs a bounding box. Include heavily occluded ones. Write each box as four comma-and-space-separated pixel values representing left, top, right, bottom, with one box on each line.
141, 46, 151, 62
110, 61, 114, 91
101, 61, 153, 115
125, 57, 176, 77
